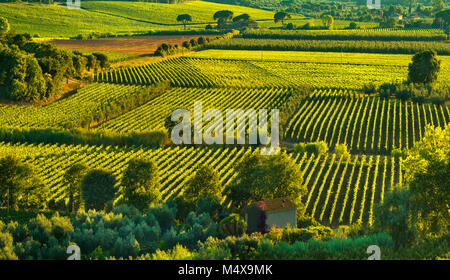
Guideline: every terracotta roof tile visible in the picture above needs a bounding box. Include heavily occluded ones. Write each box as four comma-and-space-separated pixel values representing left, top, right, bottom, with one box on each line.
256, 198, 296, 212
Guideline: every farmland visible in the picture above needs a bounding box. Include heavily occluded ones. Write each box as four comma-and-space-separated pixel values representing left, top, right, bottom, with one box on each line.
0, 0, 449, 261
50, 34, 220, 56
95, 53, 450, 89
284, 92, 450, 154
0, 142, 401, 227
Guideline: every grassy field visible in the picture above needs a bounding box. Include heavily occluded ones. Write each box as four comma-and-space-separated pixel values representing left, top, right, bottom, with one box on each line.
81, 1, 282, 24
0, 1, 284, 38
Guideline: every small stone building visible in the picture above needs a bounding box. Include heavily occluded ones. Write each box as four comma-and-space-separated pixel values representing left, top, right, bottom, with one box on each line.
242, 198, 297, 234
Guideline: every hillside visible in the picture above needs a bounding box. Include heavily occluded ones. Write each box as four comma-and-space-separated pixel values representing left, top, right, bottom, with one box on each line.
0, 1, 284, 38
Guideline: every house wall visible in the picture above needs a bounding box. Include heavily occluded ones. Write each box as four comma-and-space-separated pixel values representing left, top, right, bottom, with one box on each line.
243, 206, 263, 234
265, 209, 297, 231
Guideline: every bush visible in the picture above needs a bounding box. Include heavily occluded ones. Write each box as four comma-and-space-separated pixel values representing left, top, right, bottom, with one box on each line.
305, 141, 329, 156
218, 214, 246, 237
293, 143, 306, 154
334, 143, 350, 160
81, 170, 117, 211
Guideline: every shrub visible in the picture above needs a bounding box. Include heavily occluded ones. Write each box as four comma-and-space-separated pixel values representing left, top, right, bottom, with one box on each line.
81, 170, 117, 211
305, 141, 328, 156
334, 143, 350, 160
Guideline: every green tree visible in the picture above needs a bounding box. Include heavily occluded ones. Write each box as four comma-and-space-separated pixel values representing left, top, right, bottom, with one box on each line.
0, 230, 17, 260
214, 10, 234, 26
403, 125, 449, 239
63, 164, 87, 212
233, 13, 251, 23
184, 165, 222, 202
81, 170, 117, 211
0, 46, 47, 101
274, 11, 291, 26
226, 153, 307, 210
321, 14, 334, 29
176, 14, 192, 30
373, 188, 416, 248
0, 17, 10, 38
0, 156, 43, 212
122, 159, 161, 212
433, 9, 450, 31
408, 49, 441, 84
432, 0, 445, 13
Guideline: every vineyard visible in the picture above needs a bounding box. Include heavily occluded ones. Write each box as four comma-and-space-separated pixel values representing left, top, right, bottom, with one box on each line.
284, 91, 450, 154
99, 87, 291, 133
0, 83, 150, 129
96, 56, 427, 90
205, 38, 450, 55
0, 142, 401, 227
241, 29, 448, 42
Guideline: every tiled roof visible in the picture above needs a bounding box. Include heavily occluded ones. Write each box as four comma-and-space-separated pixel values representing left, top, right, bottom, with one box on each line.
256, 198, 297, 212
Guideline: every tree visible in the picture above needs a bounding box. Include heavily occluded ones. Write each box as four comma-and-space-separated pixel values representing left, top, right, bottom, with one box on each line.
0, 46, 47, 102
322, 14, 334, 29
63, 164, 87, 212
408, 49, 441, 84
0, 17, 10, 38
184, 165, 222, 202
233, 13, 251, 23
226, 153, 307, 210
121, 159, 161, 212
373, 188, 416, 248
176, 14, 192, 30
433, 9, 450, 31
0, 156, 43, 212
403, 125, 449, 239
274, 12, 291, 26
432, 0, 445, 13
81, 170, 117, 211
214, 10, 234, 26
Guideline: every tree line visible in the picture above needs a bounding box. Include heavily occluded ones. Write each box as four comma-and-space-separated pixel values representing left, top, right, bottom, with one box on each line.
0, 17, 109, 102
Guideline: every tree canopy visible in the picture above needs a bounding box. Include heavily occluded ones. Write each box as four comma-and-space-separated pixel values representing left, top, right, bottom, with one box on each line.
408, 49, 441, 84
274, 11, 291, 25
214, 10, 234, 25
121, 159, 161, 212
226, 153, 306, 210
176, 14, 192, 30
81, 169, 117, 211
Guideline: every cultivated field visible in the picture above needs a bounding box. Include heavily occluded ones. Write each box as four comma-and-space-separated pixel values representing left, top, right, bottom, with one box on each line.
50, 34, 219, 55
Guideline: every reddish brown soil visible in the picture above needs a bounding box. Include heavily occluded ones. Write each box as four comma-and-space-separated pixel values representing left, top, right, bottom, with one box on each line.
50, 35, 218, 55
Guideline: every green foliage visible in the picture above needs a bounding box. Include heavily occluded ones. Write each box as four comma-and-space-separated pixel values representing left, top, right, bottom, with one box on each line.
122, 159, 161, 212
0, 45, 47, 102
214, 10, 234, 25
404, 125, 450, 239
321, 14, 334, 30
81, 170, 117, 211
0, 156, 44, 211
0, 17, 10, 38
177, 14, 192, 30
334, 144, 350, 160
184, 165, 222, 202
266, 225, 335, 244
373, 188, 416, 248
63, 164, 87, 212
408, 49, 441, 84
274, 11, 291, 25
218, 214, 247, 237
305, 141, 329, 156
227, 153, 306, 209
